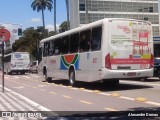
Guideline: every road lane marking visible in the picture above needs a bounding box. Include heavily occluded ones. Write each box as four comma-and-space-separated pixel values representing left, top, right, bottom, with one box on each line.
0, 85, 57, 113
62, 95, 71, 99
98, 93, 110, 96
105, 108, 118, 111
79, 88, 85, 90
61, 85, 67, 88
93, 90, 101, 93
0, 94, 16, 111
135, 97, 148, 102
111, 93, 120, 97
70, 88, 78, 90
146, 101, 160, 106
121, 80, 160, 87
50, 92, 56, 94
68, 86, 72, 88
83, 90, 93, 92
119, 96, 134, 101
13, 86, 25, 89
7, 92, 36, 111
1, 93, 26, 111
80, 100, 92, 105
37, 85, 47, 88
7, 80, 30, 87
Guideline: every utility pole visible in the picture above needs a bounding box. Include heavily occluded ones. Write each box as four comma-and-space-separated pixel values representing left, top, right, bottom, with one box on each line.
0, 28, 11, 93
0, 36, 5, 92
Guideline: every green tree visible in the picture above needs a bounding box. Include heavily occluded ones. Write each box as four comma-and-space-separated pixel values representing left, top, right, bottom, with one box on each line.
54, 0, 57, 33
48, 31, 56, 37
12, 27, 44, 59
59, 21, 68, 32
31, 0, 53, 33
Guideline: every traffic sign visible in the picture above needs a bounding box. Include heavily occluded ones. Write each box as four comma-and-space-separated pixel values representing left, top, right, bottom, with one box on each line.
0, 28, 11, 42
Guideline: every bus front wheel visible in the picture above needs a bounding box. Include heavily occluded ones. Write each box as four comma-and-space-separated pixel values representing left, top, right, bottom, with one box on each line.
44, 70, 52, 83
69, 69, 76, 86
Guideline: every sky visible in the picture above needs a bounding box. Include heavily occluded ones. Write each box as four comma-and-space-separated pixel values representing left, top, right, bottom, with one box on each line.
0, 0, 67, 31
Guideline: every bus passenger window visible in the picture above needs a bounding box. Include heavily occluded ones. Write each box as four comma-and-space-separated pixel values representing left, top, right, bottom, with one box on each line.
43, 42, 50, 57
48, 40, 55, 56
54, 38, 61, 55
79, 30, 91, 52
61, 36, 69, 54
91, 26, 102, 51
70, 33, 79, 53
38, 47, 42, 63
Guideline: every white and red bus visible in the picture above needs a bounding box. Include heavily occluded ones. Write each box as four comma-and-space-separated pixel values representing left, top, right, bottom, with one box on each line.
38, 18, 153, 86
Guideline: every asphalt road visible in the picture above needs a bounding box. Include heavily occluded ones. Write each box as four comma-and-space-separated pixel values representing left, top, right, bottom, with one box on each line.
0, 72, 160, 119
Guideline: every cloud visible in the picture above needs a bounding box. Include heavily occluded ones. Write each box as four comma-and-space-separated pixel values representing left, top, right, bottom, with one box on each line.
46, 24, 59, 32
31, 18, 41, 23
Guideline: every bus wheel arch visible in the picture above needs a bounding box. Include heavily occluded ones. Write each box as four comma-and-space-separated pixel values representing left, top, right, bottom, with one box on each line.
68, 66, 76, 86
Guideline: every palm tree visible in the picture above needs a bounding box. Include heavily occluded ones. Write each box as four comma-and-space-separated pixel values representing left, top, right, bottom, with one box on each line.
54, 0, 56, 33
65, 0, 70, 30
31, 0, 53, 32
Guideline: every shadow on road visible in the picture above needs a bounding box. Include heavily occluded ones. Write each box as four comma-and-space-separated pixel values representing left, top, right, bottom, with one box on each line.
47, 79, 153, 92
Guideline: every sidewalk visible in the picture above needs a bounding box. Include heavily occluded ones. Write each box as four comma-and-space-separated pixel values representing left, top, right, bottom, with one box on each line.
0, 85, 58, 120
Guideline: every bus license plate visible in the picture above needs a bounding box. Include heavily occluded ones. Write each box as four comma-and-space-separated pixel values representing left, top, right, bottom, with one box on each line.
127, 72, 136, 76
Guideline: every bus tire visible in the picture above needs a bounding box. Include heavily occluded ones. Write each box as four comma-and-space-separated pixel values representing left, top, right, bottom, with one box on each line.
44, 70, 52, 82
69, 69, 76, 86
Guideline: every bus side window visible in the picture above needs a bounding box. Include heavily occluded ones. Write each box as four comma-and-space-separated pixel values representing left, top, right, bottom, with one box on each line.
70, 33, 79, 53
55, 38, 61, 55
38, 47, 42, 63
91, 26, 102, 51
61, 36, 69, 54
43, 42, 50, 57
48, 40, 55, 56
79, 30, 91, 52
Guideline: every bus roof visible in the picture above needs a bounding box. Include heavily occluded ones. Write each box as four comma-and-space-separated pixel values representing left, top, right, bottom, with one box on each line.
40, 18, 151, 43
0, 52, 29, 58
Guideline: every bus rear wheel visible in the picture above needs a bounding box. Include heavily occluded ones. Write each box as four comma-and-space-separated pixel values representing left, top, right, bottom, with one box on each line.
69, 69, 76, 86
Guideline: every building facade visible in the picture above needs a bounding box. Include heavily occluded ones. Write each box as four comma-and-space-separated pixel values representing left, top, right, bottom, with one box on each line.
70, 0, 159, 36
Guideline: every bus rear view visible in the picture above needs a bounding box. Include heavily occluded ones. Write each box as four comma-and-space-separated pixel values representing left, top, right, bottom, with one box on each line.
103, 19, 153, 81
11, 52, 30, 74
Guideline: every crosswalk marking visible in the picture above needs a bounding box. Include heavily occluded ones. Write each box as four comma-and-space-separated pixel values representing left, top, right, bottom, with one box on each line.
1, 93, 26, 111
7, 92, 36, 111
0, 94, 16, 111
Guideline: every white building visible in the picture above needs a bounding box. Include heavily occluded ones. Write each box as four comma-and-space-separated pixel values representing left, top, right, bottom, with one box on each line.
70, 0, 159, 36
